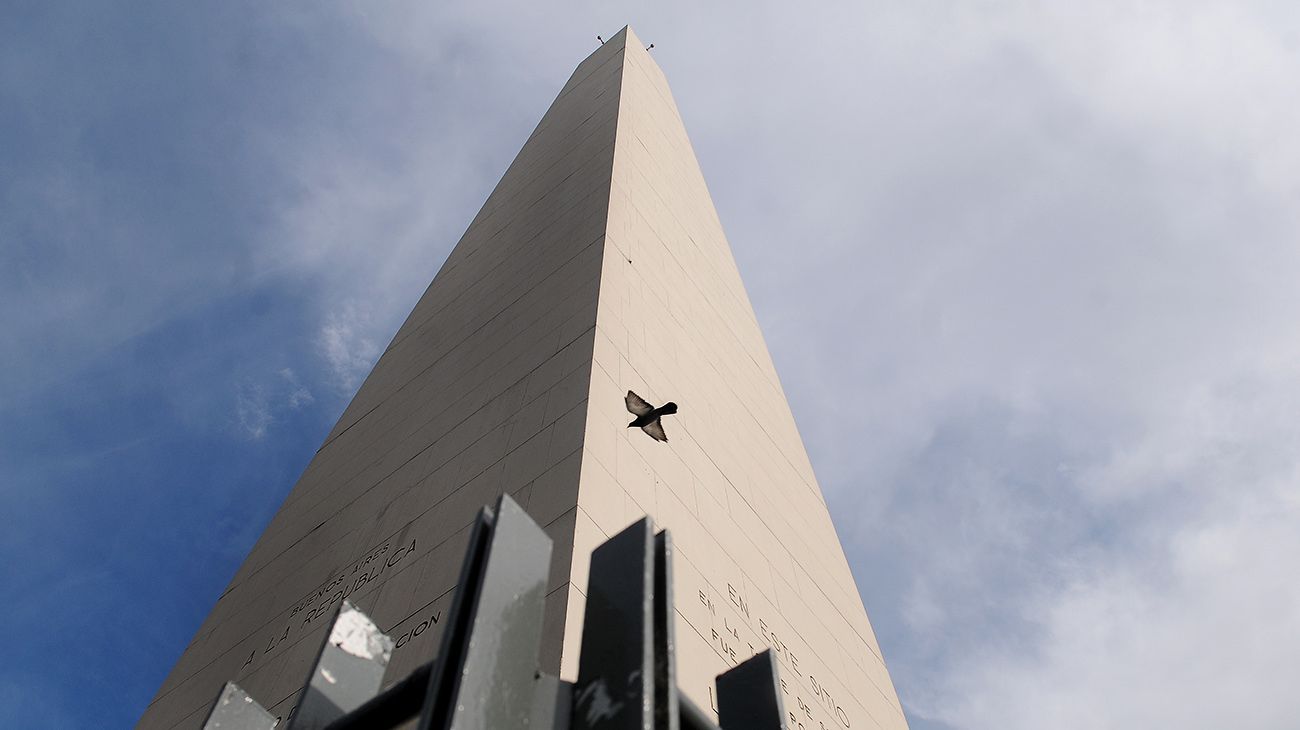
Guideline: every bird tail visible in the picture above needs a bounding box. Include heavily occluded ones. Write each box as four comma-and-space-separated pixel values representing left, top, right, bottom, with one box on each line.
659, 402, 678, 415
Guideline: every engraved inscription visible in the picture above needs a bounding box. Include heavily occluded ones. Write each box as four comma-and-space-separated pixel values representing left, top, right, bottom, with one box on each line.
241, 537, 418, 669
393, 605, 444, 650
698, 581, 854, 730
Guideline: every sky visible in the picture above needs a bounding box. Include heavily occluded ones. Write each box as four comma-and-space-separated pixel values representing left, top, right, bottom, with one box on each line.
3, 1, 1299, 728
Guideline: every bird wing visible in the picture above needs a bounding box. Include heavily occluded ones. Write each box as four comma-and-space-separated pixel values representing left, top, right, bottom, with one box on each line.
641, 417, 669, 442
625, 390, 654, 416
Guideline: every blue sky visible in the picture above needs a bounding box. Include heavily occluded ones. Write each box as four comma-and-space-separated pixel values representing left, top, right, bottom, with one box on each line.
4, 2, 1300, 728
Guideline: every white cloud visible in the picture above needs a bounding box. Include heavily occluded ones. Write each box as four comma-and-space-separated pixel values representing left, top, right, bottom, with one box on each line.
235, 383, 272, 440
318, 302, 384, 394
280, 368, 315, 409
234, 370, 318, 439
936, 484, 1300, 730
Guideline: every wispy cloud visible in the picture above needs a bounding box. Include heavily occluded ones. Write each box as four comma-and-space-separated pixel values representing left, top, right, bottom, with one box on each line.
235, 369, 318, 439
318, 303, 383, 394
281, 368, 315, 409
235, 383, 273, 440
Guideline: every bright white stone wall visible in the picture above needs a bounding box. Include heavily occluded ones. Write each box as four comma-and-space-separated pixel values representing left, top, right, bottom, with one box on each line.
570, 27, 907, 730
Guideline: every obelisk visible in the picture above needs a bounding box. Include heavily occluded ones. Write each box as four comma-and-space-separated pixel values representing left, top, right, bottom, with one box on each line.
139, 26, 907, 730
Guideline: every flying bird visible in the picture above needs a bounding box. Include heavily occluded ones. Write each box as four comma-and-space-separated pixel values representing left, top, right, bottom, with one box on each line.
625, 390, 677, 442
